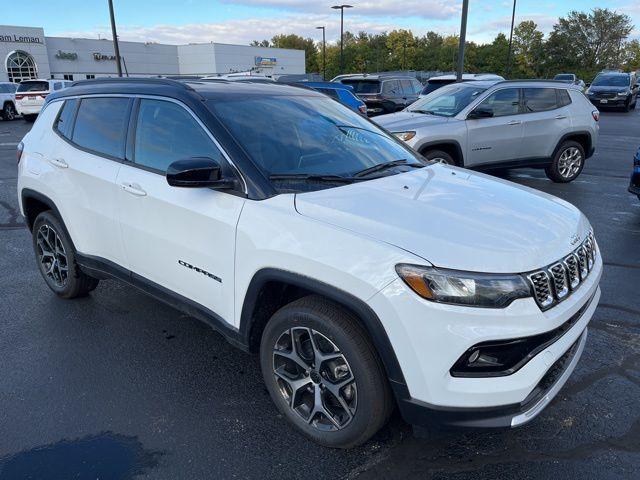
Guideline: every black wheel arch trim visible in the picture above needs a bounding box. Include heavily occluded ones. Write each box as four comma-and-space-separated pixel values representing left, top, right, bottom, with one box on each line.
239, 268, 408, 389
417, 140, 464, 166
20, 189, 78, 249
554, 131, 593, 159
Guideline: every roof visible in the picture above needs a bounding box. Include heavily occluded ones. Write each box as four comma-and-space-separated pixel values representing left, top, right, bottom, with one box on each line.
336, 74, 416, 81
428, 73, 504, 81
46, 77, 325, 105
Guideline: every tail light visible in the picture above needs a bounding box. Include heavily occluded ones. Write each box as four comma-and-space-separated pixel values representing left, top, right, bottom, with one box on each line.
39, 94, 48, 99
15, 94, 24, 100
358, 104, 367, 115
17, 141, 24, 165
592, 110, 600, 122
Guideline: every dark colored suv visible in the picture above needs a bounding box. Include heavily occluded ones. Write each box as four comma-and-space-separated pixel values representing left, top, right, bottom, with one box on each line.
630, 146, 640, 201
334, 75, 423, 116
586, 72, 638, 111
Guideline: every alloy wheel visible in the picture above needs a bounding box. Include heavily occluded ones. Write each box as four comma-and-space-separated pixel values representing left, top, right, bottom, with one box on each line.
36, 224, 69, 287
4, 105, 16, 121
557, 147, 583, 179
272, 327, 357, 431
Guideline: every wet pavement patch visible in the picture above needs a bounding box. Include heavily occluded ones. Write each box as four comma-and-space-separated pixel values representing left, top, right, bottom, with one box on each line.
0, 432, 162, 480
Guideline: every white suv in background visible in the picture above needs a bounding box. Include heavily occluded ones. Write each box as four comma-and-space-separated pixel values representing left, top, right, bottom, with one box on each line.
376, 80, 599, 183
17, 78, 601, 448
15, 79, 72, 122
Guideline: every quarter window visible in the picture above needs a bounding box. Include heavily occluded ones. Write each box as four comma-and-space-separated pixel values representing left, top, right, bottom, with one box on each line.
557, 89, 572, 107
478, 88, 521, 117
133, 99, 223, 172
523, 88, 559, 112
54, 99, 78, 139
72, 97, 131, 159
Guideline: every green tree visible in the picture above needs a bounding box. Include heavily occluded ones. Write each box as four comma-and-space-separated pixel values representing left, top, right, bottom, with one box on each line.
512, 21, 545, 77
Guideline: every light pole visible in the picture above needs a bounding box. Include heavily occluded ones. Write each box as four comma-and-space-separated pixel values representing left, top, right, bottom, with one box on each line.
107, 0, 123, 77
316, 26, 326, 79
506, 0, 517, 77
331, 4, 353, 75
456, 0, 469, 81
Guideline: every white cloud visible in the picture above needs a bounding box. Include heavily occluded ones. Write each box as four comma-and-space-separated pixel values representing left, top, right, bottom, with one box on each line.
220, 0, 460, 20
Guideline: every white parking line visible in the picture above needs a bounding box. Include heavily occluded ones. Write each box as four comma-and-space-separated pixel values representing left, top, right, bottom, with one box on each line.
0, 142, 18, 146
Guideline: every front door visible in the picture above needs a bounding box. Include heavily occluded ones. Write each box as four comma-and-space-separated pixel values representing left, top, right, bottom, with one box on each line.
116, 98, 245, 325
465, 87, 524, 167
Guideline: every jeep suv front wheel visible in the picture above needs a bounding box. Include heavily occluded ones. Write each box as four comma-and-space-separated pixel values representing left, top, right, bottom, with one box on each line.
260, 295, 392, 448
32, 211, 99, 298
545, 141, 585, 183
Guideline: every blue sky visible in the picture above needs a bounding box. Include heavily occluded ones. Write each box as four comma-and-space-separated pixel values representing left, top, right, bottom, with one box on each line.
3, 0, 638, 45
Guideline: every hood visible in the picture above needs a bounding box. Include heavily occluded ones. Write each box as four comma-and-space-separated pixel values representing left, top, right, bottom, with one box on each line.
374, 111, 450, 131
295, 165, 590, 273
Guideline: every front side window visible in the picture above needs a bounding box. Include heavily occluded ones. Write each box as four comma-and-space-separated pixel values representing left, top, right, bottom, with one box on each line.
383, 80, 400, 94
479, 88, 521, 117
133, 99, 223, 172
523, 88, 558, 112
400, 80, 413, 95
208, 94, 424, 187
54, 99, 78, 139
72, 97, 131, 159
409, 83, 486, 117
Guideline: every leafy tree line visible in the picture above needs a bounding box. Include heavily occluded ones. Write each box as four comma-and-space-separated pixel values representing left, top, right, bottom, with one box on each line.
252, 8, 640, 81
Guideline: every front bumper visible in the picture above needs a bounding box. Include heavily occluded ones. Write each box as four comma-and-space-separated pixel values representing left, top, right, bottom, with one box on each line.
369, 255, 602, 428
588, 96, 628, 107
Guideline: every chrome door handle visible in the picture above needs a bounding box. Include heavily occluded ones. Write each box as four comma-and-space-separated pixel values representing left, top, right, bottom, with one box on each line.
555, 115, 567, 119
507, 120, 521, 125
121, 182, 147, 197
49, 158, 68, 169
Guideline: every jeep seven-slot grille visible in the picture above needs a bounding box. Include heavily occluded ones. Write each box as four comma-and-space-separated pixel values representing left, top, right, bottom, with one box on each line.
527, 231, 597, 310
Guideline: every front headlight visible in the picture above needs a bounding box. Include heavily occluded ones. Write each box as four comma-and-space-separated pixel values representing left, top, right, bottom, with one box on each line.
393, 131, 416, 142
617, 91, 629, 97
395, 264, 532, 308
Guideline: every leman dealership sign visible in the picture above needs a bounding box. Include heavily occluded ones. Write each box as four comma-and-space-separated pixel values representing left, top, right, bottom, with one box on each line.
0, 33, 43, 44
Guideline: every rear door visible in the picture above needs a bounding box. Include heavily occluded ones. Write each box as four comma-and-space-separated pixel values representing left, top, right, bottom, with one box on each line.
116, 97, 245, 325
465, 87, 524, 166
48, 96, 131, 265
520, 88, 571, 159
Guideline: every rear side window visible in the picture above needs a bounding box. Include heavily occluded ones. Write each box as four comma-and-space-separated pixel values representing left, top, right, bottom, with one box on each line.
523, 88, 559, 112
383, 80, 401, 94
72, 97, 131, 159
557, 89, 572, 107
133, 99, 223, 173
17, 81, 49, 93
318, 88, 340, 101
54, 99, 78, 139
341, 80, 380, 94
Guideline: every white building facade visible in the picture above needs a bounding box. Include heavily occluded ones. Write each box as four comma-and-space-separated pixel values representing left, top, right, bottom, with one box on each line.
1, 24, 305, 82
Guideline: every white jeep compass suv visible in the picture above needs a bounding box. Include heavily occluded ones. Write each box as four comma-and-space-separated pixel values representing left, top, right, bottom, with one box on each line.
17, 78, 602, 448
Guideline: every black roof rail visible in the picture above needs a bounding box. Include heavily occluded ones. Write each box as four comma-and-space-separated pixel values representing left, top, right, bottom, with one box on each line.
495, 79, 574, 85
70, 77, 195, 90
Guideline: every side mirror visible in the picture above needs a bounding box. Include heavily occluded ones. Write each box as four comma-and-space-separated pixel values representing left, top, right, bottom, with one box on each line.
468, 106, 494, 119
585, 83, 591, 88
166, 157, 234, 189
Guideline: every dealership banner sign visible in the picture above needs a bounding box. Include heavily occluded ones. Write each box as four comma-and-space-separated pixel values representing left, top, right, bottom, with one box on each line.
255, 56, 277, 66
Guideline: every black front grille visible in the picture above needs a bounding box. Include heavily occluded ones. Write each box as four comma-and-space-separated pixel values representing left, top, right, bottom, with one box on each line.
527, 231, 597, 310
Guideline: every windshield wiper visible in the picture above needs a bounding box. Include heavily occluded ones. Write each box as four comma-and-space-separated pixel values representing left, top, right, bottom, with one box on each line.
269, 173, 357, 183
354, 159, 423, 178
409, 109, 437, 115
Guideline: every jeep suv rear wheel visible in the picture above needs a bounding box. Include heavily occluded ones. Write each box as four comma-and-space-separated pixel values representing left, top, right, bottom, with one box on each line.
32, 211, 99, 298
545, 141, 585, 183
260, 295, 392, 448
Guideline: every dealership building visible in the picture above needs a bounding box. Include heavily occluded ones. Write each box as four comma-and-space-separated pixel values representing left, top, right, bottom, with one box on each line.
0, 24, 306, 83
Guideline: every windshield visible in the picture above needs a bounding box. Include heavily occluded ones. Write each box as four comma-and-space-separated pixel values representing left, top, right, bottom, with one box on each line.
209, 94, 424, 189
17, 81, 49, 93
592, 74, 629, 87
340, 80, 380, 94
409, 83, 486, 117
554, 74, 574, 81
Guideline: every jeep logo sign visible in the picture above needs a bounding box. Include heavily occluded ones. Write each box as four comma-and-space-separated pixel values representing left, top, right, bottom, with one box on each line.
55, 50, 78, 60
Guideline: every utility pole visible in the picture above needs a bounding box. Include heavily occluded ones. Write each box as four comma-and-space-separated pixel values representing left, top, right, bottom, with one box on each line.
506, 0, 517, 77
108, 0, 123, 77
456, 0, 469, 81
316, 26, 326, 79
332, 4, 353, 75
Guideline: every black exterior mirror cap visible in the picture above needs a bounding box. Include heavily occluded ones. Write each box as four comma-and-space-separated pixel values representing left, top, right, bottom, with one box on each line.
468, 107, 494, 119
166, 157, 234, 189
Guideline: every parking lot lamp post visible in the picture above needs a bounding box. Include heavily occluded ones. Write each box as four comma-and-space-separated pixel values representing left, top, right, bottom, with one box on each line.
316, 26, 326, 79
506, 0, 517, 77
332, 4, 353, 75
108, 0, 123, 77
456, 0, 469, 81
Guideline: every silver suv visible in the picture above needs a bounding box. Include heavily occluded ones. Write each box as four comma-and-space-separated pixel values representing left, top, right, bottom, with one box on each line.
375, 80, 599, 182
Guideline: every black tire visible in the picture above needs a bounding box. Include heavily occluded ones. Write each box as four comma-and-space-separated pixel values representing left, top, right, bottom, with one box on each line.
623, 99, 631, 112
260, 295, 393, 448
32, 211, 99, 298
422, 149, 456, 166
2, 102, 16, 121
23, 114, 37, 123
545, 140, 585, 183
632, 100, 637, 110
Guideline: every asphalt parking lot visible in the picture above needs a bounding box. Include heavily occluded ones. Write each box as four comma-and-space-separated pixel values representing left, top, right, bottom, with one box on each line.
0, 110, 638, 480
